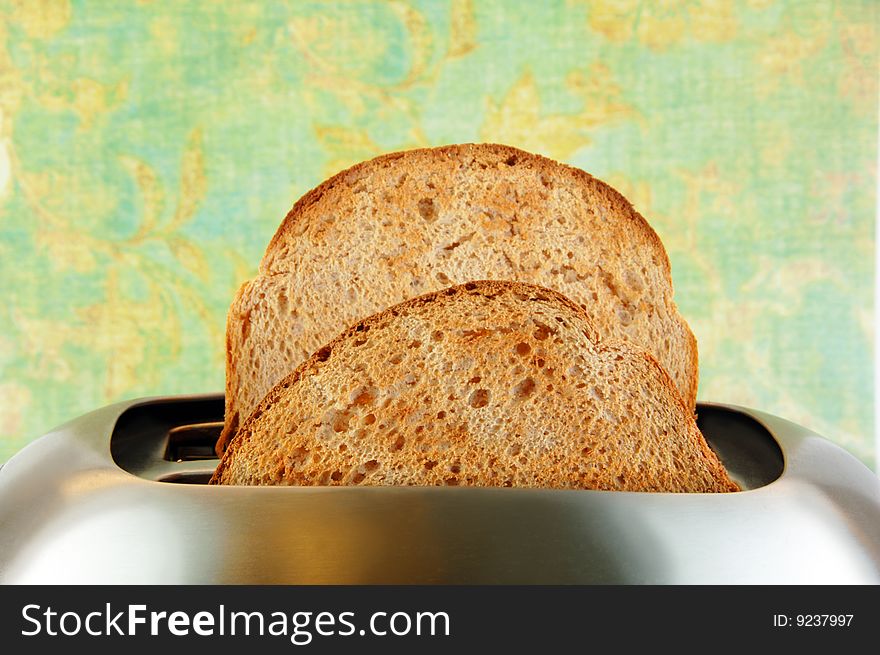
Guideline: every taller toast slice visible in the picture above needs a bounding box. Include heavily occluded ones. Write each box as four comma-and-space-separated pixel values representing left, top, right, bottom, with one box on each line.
220, 144, 697, 453
212, 281, 735, 492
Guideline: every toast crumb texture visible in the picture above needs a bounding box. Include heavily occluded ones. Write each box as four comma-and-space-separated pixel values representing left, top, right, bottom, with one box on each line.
212, 281, 735, 493
220, 144, 698, 453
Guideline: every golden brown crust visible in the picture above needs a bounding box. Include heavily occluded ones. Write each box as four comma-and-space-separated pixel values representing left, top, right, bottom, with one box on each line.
217, 282, 251, 456
684, 323, 700, 412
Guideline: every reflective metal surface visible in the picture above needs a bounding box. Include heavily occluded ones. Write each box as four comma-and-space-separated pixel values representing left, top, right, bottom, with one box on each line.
0, 395, 878, 584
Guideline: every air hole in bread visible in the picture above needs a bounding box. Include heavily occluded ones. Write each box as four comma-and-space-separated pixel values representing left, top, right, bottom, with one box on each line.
316, 346, 332, 362
444, 477, 459, 486
330, 410, 353, 433
417, 197, 438, 222
352, 472, 366, 484
350, 386, 376, 406
389, 353, 403, 365
363, 413, 376, 425
393, 434, 406, 451
468, 376, 482, 384
514, 342, 531, 356
436, 410, 446, 419
469, 389, 490, 408
331, 470, 343, 481
364, 459, 379, 472
431, 330, 444, 341
533, 323, 552, 340
513, 377, 536, 401
424, 459, 437, 470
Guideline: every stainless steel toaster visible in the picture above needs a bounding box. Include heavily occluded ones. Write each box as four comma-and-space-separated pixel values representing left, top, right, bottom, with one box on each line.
1, 395, 878, 584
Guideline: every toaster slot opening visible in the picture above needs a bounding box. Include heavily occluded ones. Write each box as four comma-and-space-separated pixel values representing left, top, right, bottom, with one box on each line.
157, 472, 215, 484
110, 397, 784, 489
111, 396, 222, 482
696, 405, 784, 490
164, 422, 223, 462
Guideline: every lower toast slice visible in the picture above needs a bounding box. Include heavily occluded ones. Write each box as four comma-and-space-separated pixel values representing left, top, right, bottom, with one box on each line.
212, 281, 735, 492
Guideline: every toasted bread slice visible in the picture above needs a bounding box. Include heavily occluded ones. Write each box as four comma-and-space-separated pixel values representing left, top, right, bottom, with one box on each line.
212, 281, 735, 493
219, 144, 697, 454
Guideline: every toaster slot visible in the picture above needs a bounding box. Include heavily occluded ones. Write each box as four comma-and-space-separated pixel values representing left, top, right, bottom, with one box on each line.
696, 405, 784, 490
164, 422, 223, 462
109, 396, 784, 489
156, 471, 215, 484
111, 396, 223, 482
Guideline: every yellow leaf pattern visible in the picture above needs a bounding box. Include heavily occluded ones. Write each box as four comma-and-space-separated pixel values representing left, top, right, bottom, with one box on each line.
481, 66, 632, 161
8, 0, 71, 40
171, 128, 207, 231
449, 0, 477, 58
585, 0, 739, 49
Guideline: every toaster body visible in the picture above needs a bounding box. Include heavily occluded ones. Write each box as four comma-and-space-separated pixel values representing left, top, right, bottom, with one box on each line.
1, 395, 878, 584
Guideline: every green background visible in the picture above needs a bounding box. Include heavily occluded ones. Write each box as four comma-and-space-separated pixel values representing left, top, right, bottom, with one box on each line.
0, 0, 876, 467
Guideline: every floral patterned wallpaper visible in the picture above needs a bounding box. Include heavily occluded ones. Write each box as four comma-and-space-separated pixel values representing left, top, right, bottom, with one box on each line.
0, 0, 876, 466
